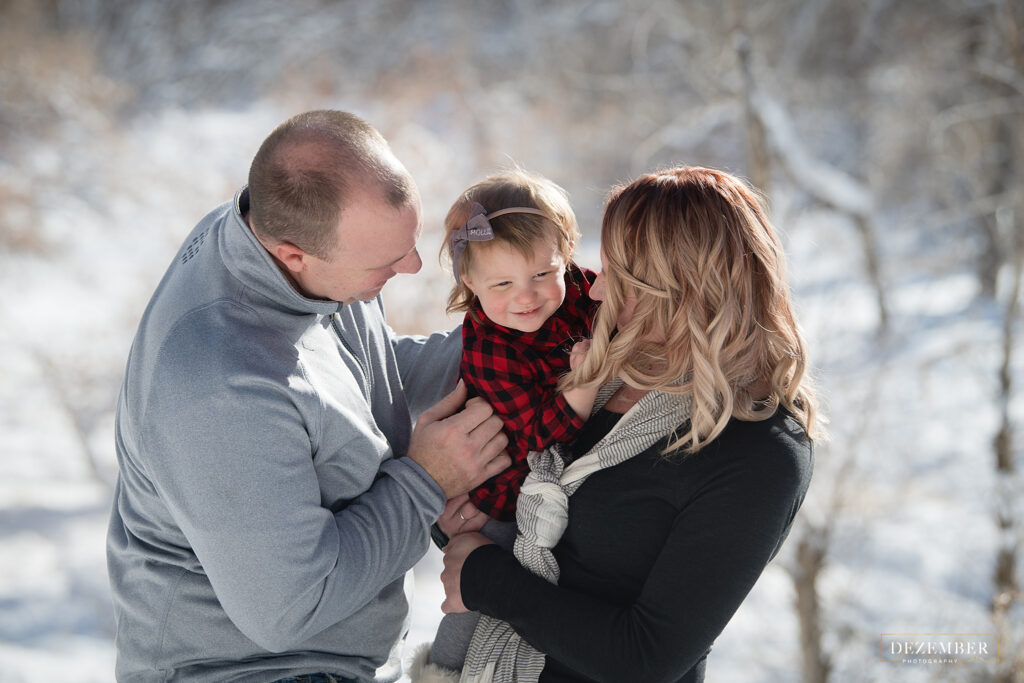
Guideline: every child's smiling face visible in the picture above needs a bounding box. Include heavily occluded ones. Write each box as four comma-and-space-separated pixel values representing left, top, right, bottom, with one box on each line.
462, 239, 567, 333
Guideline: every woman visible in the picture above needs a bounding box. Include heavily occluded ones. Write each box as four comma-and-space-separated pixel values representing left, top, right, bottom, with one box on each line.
417, 166, 818, 683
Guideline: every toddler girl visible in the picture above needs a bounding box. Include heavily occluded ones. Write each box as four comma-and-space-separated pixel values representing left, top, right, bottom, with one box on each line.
422, 169, 598, 676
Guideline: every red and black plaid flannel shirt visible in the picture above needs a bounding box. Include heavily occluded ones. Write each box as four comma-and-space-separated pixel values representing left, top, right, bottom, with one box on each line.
461, 263, 598, 521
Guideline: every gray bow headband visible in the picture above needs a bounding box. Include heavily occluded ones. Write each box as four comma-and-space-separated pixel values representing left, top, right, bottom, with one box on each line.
449, 202, 550, 284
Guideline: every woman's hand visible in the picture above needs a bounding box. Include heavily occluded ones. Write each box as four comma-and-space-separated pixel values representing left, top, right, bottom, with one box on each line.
441, 532, 494, 614
437, 494, 488, 538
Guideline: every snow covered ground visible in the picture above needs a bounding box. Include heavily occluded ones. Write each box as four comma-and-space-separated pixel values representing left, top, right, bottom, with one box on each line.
1, 105, 1020, 681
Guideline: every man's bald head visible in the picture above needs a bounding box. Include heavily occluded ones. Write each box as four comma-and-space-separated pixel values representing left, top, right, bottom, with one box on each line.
247, 110, 416, 258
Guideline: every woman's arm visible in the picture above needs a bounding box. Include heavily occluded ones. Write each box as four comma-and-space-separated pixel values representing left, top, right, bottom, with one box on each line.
453, 441, 811, 683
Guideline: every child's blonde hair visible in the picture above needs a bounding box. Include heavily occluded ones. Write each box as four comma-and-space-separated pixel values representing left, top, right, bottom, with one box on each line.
441, 168, 581, 315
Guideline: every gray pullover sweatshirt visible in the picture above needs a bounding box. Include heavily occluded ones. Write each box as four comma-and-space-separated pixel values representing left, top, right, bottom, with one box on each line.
106, 188, 461, 682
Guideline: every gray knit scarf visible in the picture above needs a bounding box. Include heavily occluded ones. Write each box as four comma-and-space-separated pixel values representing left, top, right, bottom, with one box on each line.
460, 378, 692, 683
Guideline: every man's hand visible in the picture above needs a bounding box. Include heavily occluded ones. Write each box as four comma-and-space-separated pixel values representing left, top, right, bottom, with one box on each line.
437, 494, 488, 538
408, 381, 510, 499
441, 531, 494, 614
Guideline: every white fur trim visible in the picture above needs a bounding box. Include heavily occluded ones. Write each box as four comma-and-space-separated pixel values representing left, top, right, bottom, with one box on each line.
406, 642, 462, 683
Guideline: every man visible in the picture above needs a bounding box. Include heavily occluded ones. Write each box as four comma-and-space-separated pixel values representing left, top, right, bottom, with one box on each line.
106, 110, 510, 682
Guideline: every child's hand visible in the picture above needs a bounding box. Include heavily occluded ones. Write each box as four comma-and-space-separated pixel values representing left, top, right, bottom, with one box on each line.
569, 339, 591, 370
563, 340, 599, 419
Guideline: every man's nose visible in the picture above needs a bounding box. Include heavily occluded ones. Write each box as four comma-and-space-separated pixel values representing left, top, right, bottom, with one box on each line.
394, 249, 422, 275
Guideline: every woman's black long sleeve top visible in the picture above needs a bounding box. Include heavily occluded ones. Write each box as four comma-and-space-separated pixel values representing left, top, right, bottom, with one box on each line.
460, 409, 813, 683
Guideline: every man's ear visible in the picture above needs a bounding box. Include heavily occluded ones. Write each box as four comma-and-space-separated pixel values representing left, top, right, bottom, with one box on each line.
271, 241, 310, 274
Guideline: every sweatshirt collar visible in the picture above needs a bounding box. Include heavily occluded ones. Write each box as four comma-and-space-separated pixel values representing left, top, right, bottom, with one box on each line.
223, 186, 344, 316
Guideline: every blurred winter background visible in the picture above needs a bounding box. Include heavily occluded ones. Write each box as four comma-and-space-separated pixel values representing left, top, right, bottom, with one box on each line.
1, 0, 1023, 680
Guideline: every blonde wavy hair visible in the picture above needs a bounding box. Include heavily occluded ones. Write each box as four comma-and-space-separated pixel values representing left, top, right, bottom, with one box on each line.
441, 168, 580, 315
563, 166, 820, 453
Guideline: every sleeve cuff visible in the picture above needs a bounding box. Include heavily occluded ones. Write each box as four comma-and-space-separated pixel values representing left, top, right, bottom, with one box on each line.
461, 543, 519, 613
553, 392, 586, 430
380, 457, 446, 517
